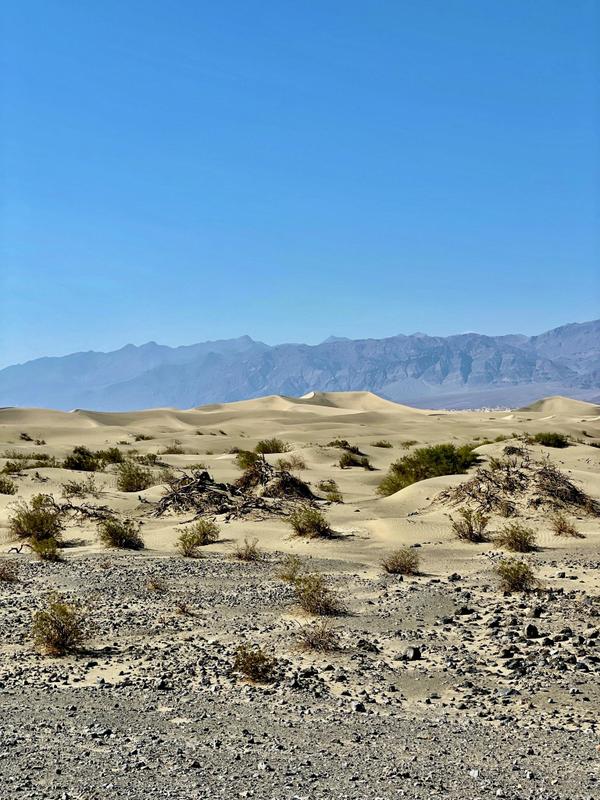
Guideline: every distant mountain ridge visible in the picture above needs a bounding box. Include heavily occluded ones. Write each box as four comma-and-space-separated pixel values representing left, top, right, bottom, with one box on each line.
1, 320, 598, 410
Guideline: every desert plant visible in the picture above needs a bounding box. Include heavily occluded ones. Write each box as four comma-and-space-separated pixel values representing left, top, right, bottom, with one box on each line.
372, 440, 392, 448
235, 450, 261, 469
339, 451, 372, 470
495, 558, 536, 592
161, 440, 185, 455
63, 446, 99, 472
296, 620, 340, 652
0, 475, 17, 495
451, 507, 490, 542
232, 537, 262, 562
116, 461, 153, 492
550, 512, 583, 538
9, 494, 64, 543
277, 454, 306, 471
495, 522, 537, 552
276, 553, 304, 583
134, 433, 154, 441
234, 644, 276, 682
97, 517, 144, 550
288, 507, 332, 538
0, 561, 19, 582
176, 519, 220, 556
400, 440, 418, 449
95, 446, 124, 465
294, 573, 342, 615
146, 577, 167, 593
136, 453, 160, 466
316, 479, 343, 502
255, 438, 290, 455
532, 432, 569, 448
32, 594, 87, 655
327, 439, 363, 455
19, 432, 33, 441
31, 537, 62, 562
61, 474, 101, 499
377, 443, 478, 496
381, 547, 420, 575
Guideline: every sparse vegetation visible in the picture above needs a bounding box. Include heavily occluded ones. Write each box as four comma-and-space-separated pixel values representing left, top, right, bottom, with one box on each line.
339, 451, 372, 470
381, 547, 420, 575
176, 519, 220, 556
316, 478, 343, 502
277, 454, 306, 471
97, 517, 144, 550
9, 494, 64, 543
31, 537, 62, 562
532, 432, 569, 448
294, 573, 342, 615
378, 443, 478, 496
161, 440, 185, 455
134, 433, 154, 441
400, 440, 418, 449
0, 475, 17, 495
495, 558, 536, 592
96, 446, 124, 465
550, 512, 583, 538
451, 507, 490, 542
296, 620, 340, 652
235, 450, 260, 469
288, 507, 332, 538
255, 438, 290, 455
328, 439, 363, 455
276, 553, 304, 582
61, 474, 101, 499
232, 537, 262, 562
234, 644, 276, 682
32, 594, 87, 655
116, 461, 153, 492
495, 522, 537, 552
0, 561, 19, 582
63, 446, 99, 472
372, 440, 392, 448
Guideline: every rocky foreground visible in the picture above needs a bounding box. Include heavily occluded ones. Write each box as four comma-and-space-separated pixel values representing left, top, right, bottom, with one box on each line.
1, 550, 598, 800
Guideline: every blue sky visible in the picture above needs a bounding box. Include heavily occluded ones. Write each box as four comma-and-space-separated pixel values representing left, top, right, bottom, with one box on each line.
1, 1, 598, 367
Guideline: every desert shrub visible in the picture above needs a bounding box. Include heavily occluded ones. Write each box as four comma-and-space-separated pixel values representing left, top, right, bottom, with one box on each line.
381, 547, 420, 575
328, 438, 363, 455
116, 461, 153, 492
400, 440, 418, 449
161, 440, 185, 455
255, 438, 290, 455
61, 474, 100, 499
0, 475, 17, 495
32, 594, 87, 655
176, 519, 220, 556
550, 512, 583, 538
146, 577, 167, 593
9, 494, 64, 543
294, 573, 342, 615
289, 507, 332, 538
495, 522, 537, 552
63, 446, 99, 472
532, 432, 569, 448
31, 537, 62, 562
377, 443, 478, 496
316, 479, 343, 502
235, 450, 260, 469
296, 620, 340, 652
451, 507, 490, 542
136, 453, 159, 466
0, 561, 19, 582
234, 644, 276, 682
98, 517, 144, 550
497, 498, 517, 518
19, 432, 33, 441
232, 537, 262, 562
95, 446, 124, 465
2, 460, 27, 475
339, 451, 372, 470
134, 433, 153, 441
372, 440, 392, 448
277, 455, 306, 471
276, 553, 304, 583
495, 558, 536, 592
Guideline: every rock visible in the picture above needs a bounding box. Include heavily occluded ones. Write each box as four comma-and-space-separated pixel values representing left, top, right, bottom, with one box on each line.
403, 646, 421, 661
524, 623, 539, 639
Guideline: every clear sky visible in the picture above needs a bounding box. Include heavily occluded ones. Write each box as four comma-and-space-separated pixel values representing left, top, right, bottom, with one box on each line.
1, 1, 598, 367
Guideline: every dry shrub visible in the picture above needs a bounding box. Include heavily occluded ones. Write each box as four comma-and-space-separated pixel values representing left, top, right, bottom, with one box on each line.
495, 558, 536, 592
146, 577, 167, 593
495, 522, 537, 552
98, 517, 144, 550
0, 475, 17, 495
288, 507, 332, 538
234, 644, 276, 682
294, 573, 342, 615
9, 494, 64, 543
32, 594, 87, 655
277, 553, 304, 583
0, 561, 19, 582
116, 461, 153, 492
277, 455, 306, 471
255, 438, 290, 454
381, 547, 420, 575
31, 537, 62, 562
317, 478, 343, 503
296, 620, 340, 652
339, 451, 372, 470
451, 507, 489, 542
372, 440, 392, 448
232, 537, 262, 562
161, 440, 186, 455
176, 519, 220, 556
61, 474, 101, 499
550, 512, 583, 538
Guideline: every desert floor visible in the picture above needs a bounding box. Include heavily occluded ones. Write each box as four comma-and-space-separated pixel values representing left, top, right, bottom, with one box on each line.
0, 391, 599, 799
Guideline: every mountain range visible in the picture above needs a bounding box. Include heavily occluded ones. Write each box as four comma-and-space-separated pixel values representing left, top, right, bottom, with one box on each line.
0, 319, 598, 410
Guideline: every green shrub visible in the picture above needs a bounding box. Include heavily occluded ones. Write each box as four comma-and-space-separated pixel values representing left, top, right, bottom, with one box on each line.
381, 547, 420, 575
377, 443, 478, 496
63, 446, 99, 472
371, 440, 392, 448
0, 475, 17, 495
276, 553, 304, 583
532, 432, 569, 448
550, 512, 583, 538
95, 446, 124, 465
116, 461, 153, 492
255, 438, 290, 455
136, 453, 159, 466
9, 494, 64, 543
288, 507, 332, 538
495, 558, 536, 592
294, 573, 342, 615
98, 517, 144, 550
495, 522, 537, 552
32, 594, 87, 655
232, 537, 262, 562
451, 507, 490, 542
339, 451, 372, 470
327, 439, 363, 455
316, 479, 343, 502
61, 475, 100, 499
235, 450, 260, 469
31, 537, 62, 562
176, 519, 220, 556
234, 644, 276, 682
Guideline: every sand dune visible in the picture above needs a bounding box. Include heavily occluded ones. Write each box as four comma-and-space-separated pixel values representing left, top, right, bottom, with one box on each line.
518, 395, 600, 416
